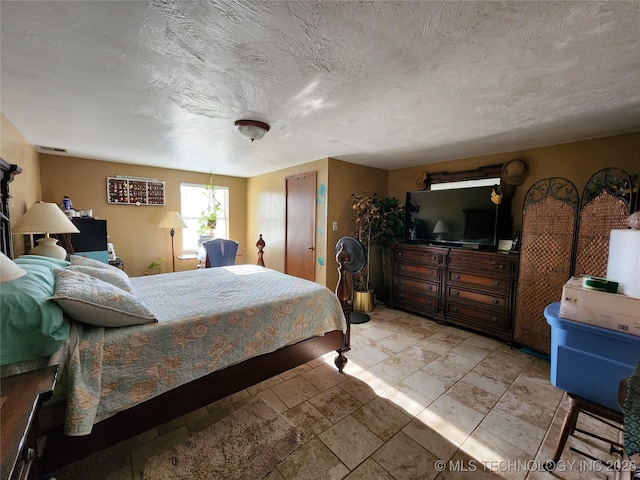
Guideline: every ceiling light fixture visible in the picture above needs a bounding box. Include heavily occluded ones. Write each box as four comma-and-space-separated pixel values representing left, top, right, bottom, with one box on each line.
234, 120, 270, 142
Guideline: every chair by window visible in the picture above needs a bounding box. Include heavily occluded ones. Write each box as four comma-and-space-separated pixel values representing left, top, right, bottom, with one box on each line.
203, 239, 238, 267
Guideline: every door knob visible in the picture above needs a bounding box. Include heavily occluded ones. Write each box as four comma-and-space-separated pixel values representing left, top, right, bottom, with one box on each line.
308, 246, 314, 250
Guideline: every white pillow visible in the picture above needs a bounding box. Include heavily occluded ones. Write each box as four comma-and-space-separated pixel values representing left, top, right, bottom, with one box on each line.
50, 268, 157, 327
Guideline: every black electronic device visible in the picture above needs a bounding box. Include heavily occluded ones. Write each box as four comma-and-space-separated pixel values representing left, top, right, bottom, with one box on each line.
69, 217, 107, 252
404, 185, 510, 249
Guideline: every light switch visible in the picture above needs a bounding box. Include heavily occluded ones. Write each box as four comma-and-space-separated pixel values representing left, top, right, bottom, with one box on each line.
332, 222, 338, 231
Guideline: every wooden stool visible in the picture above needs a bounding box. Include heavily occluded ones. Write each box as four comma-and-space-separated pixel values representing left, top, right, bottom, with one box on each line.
545, 393, 623, 471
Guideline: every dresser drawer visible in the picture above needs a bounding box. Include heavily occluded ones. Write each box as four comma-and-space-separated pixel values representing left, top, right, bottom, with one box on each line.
446, 286, 507, 311
445, 302, 508, 331
395, 248, 444, 266
447, 270, 510, 294
395, 262, 440, 281
395, 276, 439, 296
395, 288, 440, 313
448, 252, 517, 274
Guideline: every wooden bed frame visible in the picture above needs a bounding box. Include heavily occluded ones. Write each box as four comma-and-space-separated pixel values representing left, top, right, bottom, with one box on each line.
0, 160, 352, 474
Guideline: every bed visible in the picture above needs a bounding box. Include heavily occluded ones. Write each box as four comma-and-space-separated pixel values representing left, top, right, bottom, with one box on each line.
0, 160, 352, 473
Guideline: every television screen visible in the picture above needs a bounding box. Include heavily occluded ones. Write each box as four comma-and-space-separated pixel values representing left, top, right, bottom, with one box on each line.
405, 186, 500, 247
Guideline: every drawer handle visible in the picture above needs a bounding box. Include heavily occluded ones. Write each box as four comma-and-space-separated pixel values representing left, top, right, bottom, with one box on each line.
492, 298, 500, 305
492, 317, 498, 323
428, 300, 433, 306
453, 306, 458, 313
497, 263, 505, 269
401, 265, 405, 270
453, 290, 460, 296
399, 293, 405, 298
428, 285, 433, 291
493, 280, 500, 287
454, 274, 461, 280
429, 270, 434, 275
398, 252, 402, 256
399, 279, 404, 285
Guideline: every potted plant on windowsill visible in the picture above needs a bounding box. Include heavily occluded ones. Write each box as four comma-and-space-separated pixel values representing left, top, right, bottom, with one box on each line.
198, 173, 221, 237
351, 192, 405, 310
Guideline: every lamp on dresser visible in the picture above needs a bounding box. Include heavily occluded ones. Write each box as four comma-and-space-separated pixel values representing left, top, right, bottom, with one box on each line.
158, 211, 188, 272
14, 202, 80, 259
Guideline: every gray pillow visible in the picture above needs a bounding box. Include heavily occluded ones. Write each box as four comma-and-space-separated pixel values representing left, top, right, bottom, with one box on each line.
67, 265, 132, 292
50, 268, 157, 327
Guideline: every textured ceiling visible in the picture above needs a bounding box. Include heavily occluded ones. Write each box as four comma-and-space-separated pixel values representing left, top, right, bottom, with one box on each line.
1, 1, 639, 178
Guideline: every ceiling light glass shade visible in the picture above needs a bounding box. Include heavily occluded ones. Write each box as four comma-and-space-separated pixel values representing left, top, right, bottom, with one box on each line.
234, 120, 270, 142
158, 211, 188, 229
0, 252, 27, 283
14, 201, 80, 259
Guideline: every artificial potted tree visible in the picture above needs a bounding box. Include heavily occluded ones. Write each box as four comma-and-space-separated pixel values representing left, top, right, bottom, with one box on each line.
372, 195, 405, 303
351, 192, 405, 310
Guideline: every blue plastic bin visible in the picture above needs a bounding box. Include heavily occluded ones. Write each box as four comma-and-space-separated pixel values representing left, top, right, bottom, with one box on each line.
545, 302, 640, 412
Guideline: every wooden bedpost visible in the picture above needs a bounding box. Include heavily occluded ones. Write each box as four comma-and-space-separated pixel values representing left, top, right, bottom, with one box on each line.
335, 242, 351, 303
256, 234, 265, 267
335, 242, 351, 372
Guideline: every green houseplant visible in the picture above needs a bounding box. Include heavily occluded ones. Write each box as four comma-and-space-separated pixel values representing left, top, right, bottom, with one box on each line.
351, 192, 405, 307
144, 257, 167, 275
198, 173, 221, 236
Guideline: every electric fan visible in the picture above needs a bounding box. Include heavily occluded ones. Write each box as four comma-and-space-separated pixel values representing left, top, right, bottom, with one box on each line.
335, 236, 370, 324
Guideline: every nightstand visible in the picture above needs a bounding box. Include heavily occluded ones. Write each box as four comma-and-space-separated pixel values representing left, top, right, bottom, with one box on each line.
1, 365, 58, 480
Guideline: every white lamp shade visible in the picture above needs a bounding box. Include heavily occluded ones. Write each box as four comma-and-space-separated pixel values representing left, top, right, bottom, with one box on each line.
14, 201, 80, 259
433, 220, 448, 234
158, 211, 188, 229
0, 252, 26, 283
14, 201, 80, 234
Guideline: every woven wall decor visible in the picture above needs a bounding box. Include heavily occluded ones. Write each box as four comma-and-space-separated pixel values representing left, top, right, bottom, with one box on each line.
513, 178, 579, 354
573, 168, 631, 277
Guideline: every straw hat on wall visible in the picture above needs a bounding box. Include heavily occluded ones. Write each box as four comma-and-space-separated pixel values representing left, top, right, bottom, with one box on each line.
501, 159, 528, 186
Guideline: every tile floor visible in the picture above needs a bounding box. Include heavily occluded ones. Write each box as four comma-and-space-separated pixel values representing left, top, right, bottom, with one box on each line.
52, 306, 624, 479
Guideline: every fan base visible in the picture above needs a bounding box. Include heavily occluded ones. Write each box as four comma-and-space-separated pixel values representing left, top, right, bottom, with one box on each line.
351, 311, 370, 324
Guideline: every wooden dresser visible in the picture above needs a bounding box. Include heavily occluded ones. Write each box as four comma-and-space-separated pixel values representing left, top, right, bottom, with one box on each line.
390, 243, 448, 321
1, 366, 58, 480
389, 243, 519, 342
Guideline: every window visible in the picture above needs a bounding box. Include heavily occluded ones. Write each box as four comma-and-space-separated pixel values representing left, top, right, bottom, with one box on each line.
430, 177, 501, 190
180, 183, 229, 252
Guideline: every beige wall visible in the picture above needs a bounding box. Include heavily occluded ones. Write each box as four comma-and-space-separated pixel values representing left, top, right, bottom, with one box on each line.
39, 155, 247, 277
1, 113, 41, 256
326, 159, 389, 293
246, 159, 329, 285
388, 132, 640, 234
4, 111, 639, 288
245, 157, 389, 292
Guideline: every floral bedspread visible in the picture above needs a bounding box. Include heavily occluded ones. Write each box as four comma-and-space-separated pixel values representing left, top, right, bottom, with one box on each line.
62, 265, 347, 435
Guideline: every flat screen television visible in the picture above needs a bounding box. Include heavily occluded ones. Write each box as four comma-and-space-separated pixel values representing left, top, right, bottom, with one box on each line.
404, 185, 508, 249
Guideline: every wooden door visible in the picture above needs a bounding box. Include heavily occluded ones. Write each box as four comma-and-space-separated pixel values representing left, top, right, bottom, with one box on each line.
285, 172, 316, 281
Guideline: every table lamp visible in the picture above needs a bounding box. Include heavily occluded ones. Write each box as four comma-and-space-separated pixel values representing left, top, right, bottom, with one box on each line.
433, 220, 448, 241
0, 252, 26, 283
14, 201, 80, 259
158, 211, 188, 272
